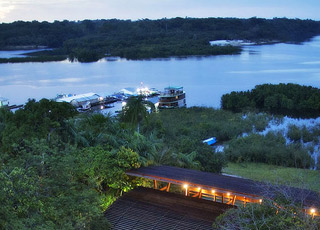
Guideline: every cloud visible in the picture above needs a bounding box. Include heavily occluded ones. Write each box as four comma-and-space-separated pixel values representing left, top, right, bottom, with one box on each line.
1, 0, 320, 23
57, 78, 84, 83
0, 3, 15, 20
38, 79, 53, 84
300, 61, 320, 65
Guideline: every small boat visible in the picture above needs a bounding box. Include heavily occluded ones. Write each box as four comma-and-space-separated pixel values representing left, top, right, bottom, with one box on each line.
203, 137, 217, 146
158, 86, 186, 109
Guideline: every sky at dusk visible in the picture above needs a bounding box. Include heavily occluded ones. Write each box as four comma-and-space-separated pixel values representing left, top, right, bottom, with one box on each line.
0, 0, 320, 23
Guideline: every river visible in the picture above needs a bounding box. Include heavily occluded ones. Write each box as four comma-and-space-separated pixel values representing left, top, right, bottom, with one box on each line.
0, 37, 320, 107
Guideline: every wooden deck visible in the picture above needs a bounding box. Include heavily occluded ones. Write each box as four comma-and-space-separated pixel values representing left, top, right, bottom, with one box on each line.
105, 187, 233, 230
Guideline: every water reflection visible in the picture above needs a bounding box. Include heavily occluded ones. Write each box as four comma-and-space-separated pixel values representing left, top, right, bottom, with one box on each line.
0, 36, 320, 107
0, 49, 50, 58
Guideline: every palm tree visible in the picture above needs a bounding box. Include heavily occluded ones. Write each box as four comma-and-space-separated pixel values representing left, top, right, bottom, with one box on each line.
120, 96, 155, 133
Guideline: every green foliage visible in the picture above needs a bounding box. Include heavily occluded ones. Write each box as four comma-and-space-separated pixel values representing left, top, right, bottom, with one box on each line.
223, 162, 320, 192
0, 100, 114, 229
0, 99, 77, 154
0, 99, 170, 229
120, 95, 155, 133
76, 146, 140, 193
1, 98, 318, 228
213, 200, 320, 230
287, 124, 302, 142
142, 107, 272, 173
225, 132, 314, 168
1, 18, 320, 61
221, 83, 320, 118
287, 124, 320, 144
0, 167, 40, 230
0, 139, 106, 230
65, 113, 123, 147
69, 48, 104, 62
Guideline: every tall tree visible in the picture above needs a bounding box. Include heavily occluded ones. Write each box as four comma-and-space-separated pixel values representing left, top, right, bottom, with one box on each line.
120, 96, 155, 133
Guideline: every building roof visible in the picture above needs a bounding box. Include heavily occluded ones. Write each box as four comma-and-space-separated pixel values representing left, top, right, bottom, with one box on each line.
119, 88, 136, 96
105, 187, 232, 230
56, 93, 100, 103
127, 166, 320, 208
164, 86, 183, 90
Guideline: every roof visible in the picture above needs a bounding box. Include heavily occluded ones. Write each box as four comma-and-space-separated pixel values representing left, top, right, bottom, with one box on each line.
105, 187, 232, 230
164, 86, 183, 90
127, 166, 320, 207
119, 88, 136, 95
56, 93, 100, 103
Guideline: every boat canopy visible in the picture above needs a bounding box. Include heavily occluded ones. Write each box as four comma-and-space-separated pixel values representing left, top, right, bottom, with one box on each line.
164, 86, 183, 90
56, 93, 99, 103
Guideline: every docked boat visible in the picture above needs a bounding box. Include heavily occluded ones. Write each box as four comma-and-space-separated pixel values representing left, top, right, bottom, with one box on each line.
0, 97, 24, 111
56, 93, 104, 109
158, 86, 186, 109
0, 97, 9, 108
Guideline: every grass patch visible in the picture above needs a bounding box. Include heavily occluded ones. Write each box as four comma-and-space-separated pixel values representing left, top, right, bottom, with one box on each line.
223, 162, 320, 192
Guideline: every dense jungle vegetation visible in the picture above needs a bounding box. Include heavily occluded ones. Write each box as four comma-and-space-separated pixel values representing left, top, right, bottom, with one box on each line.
1, 17, 320, 62
221, 83, 320, 118
213, 197, 320, 229
1, 90, 319, 229
143, 107, 315, 169
0, 99, 234, 229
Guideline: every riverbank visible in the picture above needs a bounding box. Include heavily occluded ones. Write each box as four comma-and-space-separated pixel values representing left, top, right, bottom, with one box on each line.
0, 55, 68, 63
0, 45, 48, 51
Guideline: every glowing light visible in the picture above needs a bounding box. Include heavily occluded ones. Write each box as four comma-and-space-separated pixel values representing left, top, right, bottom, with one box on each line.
311, 208, 316, 214
183, 184, 188, 196
137, 86, 150, 96
211, 189, 215, 194
197, 187, 201, 191
122, 101, 127, 107
100, 105, 104, 110
227, 192, 230, 196
259, 199, 263, 203
99, 97, 104, 101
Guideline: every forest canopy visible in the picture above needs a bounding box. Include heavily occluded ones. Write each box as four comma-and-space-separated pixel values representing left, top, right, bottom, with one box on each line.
1, 95, 319, 229
221, 83, 320, 118
1, 17, 320, 61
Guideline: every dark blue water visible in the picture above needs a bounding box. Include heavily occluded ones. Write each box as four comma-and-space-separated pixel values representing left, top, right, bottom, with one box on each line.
0, 37, 320, 107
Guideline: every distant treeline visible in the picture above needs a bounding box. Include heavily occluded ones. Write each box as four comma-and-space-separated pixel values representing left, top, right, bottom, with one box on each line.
221, 83, 320, 118
1, 17, 320, 62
